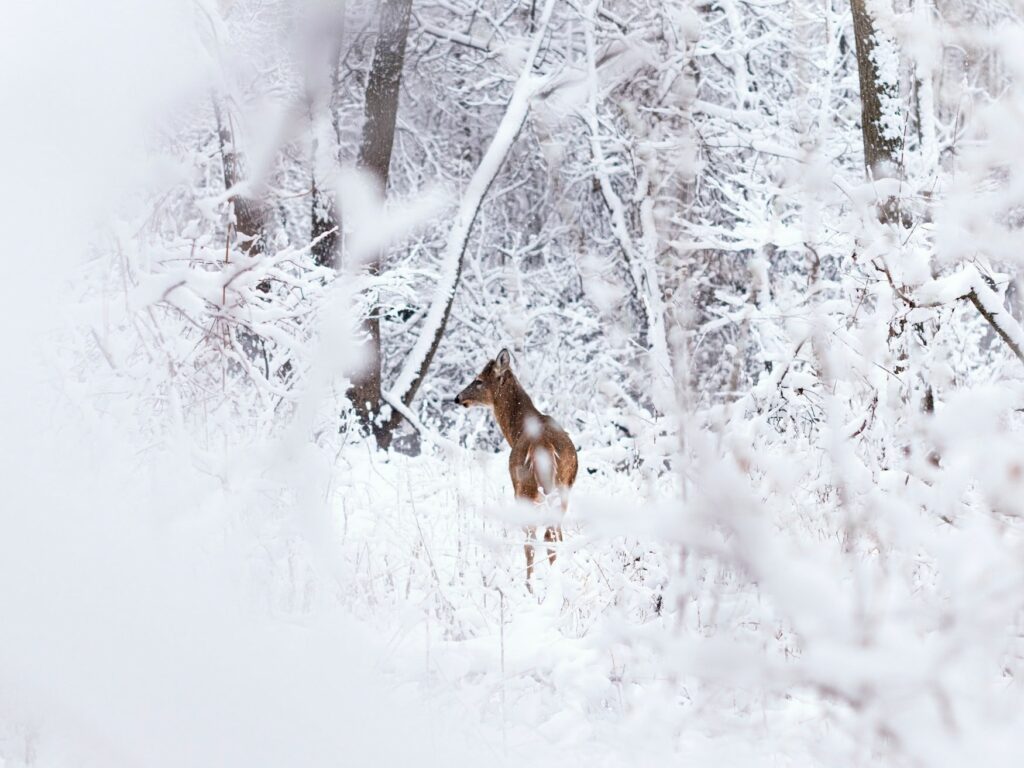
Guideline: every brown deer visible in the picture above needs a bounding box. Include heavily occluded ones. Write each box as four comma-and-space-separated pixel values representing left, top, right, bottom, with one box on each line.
454, 349, 578, 590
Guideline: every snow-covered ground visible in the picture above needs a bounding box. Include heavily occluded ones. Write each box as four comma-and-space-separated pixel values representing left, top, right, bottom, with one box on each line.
6, 392, 1024, 767
316, 426, 1024, 767
322, 449, 831, 766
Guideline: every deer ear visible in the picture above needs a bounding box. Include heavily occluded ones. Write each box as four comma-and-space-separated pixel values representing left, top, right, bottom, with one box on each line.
495, 348, 511, 373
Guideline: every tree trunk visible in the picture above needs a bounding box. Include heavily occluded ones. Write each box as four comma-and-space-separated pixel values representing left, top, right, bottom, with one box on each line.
214, 99, 267, 257
311, 178, 339, 268
213, 98, 271, 372
309, 29, 345, 270
347, 0, 413, 449
849, 0, 903, 222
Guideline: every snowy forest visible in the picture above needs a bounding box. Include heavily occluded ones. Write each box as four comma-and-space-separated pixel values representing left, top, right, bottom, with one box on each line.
5, 0, 1024, 764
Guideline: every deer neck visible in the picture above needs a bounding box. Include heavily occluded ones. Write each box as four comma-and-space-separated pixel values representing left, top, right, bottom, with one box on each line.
491, 375, 540, 446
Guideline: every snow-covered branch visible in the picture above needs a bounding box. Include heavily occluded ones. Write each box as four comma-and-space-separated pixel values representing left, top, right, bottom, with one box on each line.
917, 265, 1024, 364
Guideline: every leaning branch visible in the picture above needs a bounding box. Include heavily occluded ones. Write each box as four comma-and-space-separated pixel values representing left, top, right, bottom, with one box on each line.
386, 0, 558, 411
916, 265, 1024, 365
968, 290, 1024, 364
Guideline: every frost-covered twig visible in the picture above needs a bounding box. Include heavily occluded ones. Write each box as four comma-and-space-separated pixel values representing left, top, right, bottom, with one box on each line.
967, 289, 1024, 364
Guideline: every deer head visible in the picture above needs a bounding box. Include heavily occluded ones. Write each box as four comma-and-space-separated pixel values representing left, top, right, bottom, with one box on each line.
453, 349, 511, 408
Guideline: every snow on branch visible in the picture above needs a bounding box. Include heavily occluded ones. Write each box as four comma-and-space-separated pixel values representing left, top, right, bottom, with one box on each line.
415, 15, 491, 53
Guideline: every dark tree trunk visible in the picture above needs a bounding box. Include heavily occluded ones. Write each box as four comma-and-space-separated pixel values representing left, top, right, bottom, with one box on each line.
212, 99, 274, 377
347, 0, 414, 449
850, 0, 904, 222
311, 178, 338, 268
309, 29, 345, 270
850, 0, 902, 175
356, 0, 412, 189
214, 100, 267, 257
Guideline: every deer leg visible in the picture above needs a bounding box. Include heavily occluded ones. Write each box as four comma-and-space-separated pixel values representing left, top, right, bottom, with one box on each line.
524, 525, 536, 592
557, 490, 569, 544
543, 526, 558, 565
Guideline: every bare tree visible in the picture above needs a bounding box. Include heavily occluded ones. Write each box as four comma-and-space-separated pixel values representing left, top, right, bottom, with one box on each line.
311, 167, 340, 268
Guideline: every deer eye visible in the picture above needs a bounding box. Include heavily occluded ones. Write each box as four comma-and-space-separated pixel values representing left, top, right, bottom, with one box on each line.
473, 379, 483, 385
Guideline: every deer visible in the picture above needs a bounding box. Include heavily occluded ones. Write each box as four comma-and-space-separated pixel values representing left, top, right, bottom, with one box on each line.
454, 349, 578, 591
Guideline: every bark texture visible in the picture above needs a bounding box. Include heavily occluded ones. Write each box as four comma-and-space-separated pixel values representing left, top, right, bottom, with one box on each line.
850, 0, 909, 226
850, 0, 903, 179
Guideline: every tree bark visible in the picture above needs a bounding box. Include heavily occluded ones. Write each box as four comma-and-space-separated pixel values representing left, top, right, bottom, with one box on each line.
850, 0, 902, 178
849, 0, 904, 224
311, 178, 339, 268
214, 99, 267, 257
309, 30, 345, 270
213, 98, 272, 374
347, 0, 413, 449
